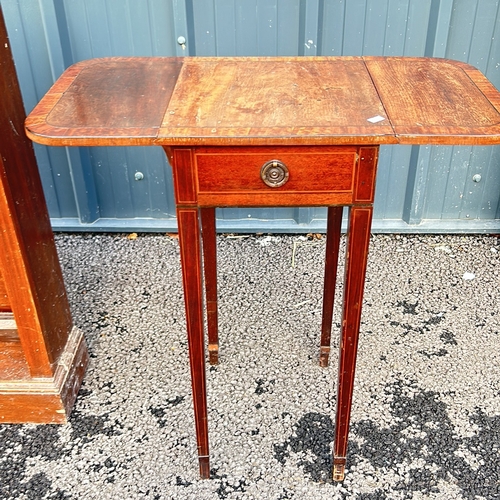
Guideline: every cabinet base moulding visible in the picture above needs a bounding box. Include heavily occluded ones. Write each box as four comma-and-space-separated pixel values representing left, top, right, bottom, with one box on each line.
0, 326, 89, 424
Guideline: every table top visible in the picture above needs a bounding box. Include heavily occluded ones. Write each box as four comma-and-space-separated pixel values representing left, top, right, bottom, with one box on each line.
25, 56, 500, 147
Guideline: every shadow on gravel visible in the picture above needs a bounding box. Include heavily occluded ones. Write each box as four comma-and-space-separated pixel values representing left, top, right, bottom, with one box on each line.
274, 412, 334, 483
0, 424, 68, 500
274, 380, 500, 499
0, 388, 122, 499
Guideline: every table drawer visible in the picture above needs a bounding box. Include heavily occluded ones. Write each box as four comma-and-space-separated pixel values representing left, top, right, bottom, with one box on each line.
194, 146, 359, 206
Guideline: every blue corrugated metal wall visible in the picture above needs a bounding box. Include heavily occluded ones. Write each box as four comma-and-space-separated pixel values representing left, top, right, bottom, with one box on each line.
2, 0, 499, 233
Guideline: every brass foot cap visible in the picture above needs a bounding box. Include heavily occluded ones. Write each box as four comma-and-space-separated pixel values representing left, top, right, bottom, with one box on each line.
333, 463, 345, 482
208, 345, 219, 365
319, 347, 330, 367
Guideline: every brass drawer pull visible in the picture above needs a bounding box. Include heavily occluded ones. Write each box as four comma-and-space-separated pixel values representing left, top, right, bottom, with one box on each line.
260, 160, 289, 187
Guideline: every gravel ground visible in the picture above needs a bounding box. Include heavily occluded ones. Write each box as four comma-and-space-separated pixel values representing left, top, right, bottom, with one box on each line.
1, 232, 499, 500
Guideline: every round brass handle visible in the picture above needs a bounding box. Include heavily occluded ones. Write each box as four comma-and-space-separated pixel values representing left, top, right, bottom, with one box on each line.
260, 160, 289, 188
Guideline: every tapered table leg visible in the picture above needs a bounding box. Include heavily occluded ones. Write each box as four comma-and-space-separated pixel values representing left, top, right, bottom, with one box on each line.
200, 207, 219, 365
177, 207, 210, 478
333, 206, 373, 481
319, 206, 343, 367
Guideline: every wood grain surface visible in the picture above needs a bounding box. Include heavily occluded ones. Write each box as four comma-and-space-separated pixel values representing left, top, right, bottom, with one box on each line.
0, 18, 74, 376
0, 272, 9, 311
0, 7, 88, 422
364, 57, 500, 145
26, 58, 182, 146
26, 56, 500, 147
159, 57, 394, 145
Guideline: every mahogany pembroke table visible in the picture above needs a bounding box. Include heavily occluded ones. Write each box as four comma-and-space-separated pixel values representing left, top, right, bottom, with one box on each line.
25, 56, 500, 481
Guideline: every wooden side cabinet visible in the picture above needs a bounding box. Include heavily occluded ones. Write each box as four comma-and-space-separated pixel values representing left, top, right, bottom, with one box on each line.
0, 8, 88, 423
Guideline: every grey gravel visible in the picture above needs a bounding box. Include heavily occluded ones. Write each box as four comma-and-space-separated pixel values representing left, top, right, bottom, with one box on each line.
1, 232, 499, 500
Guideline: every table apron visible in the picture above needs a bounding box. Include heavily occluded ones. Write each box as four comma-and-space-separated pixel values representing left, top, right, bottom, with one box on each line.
167, 146, 379, 208
197, 192, 355, 207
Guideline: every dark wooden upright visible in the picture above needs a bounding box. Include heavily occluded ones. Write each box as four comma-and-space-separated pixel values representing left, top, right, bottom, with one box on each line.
24, 55, 500, 479
0, 8, 88, 423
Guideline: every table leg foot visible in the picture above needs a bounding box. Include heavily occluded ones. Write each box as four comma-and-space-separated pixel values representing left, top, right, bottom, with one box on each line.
208, 343, 219, 365
333, 206, 373, 484
333, 457, 346, 482
199, 456, 211, 479
175, 204, 210, 483
319, 346, 330, 367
